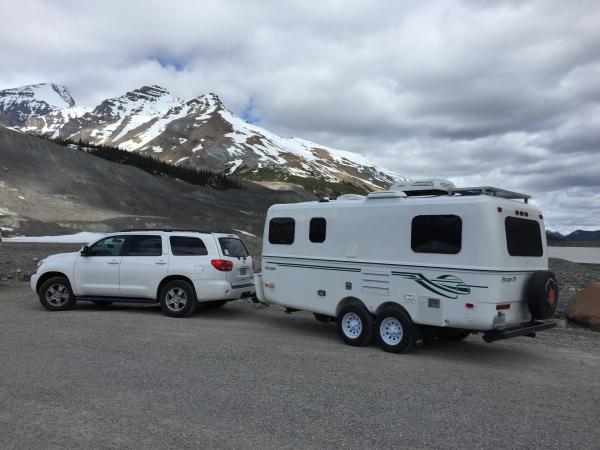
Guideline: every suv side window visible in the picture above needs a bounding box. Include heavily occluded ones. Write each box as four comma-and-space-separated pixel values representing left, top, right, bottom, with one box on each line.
126, 235, 162, 256
87, 236, 126, 256
170, 236, 208, 256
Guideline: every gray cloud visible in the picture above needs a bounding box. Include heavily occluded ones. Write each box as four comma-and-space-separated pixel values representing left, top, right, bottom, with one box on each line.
1, 0, 599, 233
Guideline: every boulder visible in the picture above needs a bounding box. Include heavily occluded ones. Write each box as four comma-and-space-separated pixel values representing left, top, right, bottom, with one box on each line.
566, 282, 600, 331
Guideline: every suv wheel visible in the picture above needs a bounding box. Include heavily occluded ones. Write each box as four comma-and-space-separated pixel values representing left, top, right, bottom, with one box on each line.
159, 280, 197, 318
38, 276, 76, 311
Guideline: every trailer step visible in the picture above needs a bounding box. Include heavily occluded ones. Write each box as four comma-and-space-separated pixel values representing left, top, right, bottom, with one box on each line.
483, 321, 556, 343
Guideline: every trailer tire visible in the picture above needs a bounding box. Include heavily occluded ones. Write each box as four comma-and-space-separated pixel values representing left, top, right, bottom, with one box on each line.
526, 271, 558, 320
375, 307, 416, 353
337, 304, 373, 346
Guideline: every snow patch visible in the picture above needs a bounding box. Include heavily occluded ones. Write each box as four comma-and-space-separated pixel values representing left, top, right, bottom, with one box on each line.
4, 232, 104, 243
233, 229, 256, 237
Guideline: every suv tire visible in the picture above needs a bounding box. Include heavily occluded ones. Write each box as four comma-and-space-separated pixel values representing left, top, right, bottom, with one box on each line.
38, 276, 76, 311
159, 280, 197, 318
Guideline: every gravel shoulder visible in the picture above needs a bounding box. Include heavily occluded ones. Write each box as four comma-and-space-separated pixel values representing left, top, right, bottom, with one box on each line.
1, 281, 599, 449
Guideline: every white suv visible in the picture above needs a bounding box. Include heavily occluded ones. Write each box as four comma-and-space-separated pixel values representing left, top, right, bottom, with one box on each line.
31, 230, 255, 317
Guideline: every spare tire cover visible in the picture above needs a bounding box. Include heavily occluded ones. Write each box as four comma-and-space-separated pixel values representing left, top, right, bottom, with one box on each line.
526, 271, 558, 320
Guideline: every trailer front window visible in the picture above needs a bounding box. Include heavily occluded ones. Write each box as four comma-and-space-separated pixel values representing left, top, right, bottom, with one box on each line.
505, 217, 543, 257
269, 218, 295, 245
411, 215, 462, 254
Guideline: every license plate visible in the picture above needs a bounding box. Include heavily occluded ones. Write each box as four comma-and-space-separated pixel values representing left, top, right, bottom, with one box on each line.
493, 313, 506, 327
240, 268, 247, 275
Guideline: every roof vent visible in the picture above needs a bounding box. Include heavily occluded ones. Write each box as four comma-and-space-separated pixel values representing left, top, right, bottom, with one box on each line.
390, 178, 455, 196
336, 194, 366, 201
366, 191, 407, 199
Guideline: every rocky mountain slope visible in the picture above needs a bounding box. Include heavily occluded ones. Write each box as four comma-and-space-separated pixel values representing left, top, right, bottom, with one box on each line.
0, 126, 311, 242
1, 83, 404, 190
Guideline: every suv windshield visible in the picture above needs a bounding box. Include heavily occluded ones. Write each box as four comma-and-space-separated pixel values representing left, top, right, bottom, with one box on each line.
219, 237, 249, 258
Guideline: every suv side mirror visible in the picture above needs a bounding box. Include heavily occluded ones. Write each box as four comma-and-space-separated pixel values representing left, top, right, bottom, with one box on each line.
80, 245, 91, 256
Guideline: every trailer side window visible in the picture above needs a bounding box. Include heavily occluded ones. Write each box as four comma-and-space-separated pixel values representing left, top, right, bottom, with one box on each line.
411, 215, 462, 254
269, 217, 295, 245
505, 217, 543, 257
309, 218, 326, 243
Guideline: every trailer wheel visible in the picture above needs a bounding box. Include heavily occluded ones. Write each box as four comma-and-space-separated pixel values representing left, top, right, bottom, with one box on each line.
375, 308, 416, 353
337, 304, 373, 346
526, 271, 558, 320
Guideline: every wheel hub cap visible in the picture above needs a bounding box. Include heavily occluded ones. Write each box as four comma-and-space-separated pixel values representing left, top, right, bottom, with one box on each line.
342, 312, 363, 339
380, 317, 404, 345
46, 284, 69, 306
166, 288, 188, 312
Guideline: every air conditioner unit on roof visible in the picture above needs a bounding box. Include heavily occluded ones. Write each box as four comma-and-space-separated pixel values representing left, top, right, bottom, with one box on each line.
390, 179, 456, 196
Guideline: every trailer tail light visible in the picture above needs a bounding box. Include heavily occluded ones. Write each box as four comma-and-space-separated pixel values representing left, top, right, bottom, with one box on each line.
211, 259, 233, 271
496, 304, 510, 310
539, 214, 543, 219
465, 303, 474, 309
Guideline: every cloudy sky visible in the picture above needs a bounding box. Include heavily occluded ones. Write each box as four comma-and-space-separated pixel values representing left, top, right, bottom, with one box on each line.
1, 0, 599, 233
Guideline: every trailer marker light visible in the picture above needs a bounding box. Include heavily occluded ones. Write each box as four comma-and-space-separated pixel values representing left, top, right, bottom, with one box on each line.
497, 207, 503, 212
539, 214, 543, 219
211, 259, 233, 271
465, 303, 474, 309
524, 212, 529, 217
496, 304, 510, 310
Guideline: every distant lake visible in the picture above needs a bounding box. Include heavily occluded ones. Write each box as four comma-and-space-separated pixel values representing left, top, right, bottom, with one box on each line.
548, 247, 600, 264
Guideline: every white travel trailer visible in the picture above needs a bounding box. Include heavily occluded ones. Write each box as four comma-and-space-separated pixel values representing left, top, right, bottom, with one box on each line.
254, 179, 557, 353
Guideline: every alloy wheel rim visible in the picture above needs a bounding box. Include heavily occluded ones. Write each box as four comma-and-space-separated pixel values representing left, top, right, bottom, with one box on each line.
46, 284, 69, 306
380, 317, 404, 346
341, 312, 363, 339
165, 287, 188, 312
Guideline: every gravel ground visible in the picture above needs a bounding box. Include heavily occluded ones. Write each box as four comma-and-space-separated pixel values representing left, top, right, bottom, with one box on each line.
1, 281, 599, 449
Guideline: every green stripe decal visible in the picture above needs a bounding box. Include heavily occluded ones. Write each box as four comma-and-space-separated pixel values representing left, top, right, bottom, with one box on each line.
266, 261, 488, 299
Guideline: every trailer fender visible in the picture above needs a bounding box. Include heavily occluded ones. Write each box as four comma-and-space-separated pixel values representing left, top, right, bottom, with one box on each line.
335, 296, 369, 317
375, 301, 412, 319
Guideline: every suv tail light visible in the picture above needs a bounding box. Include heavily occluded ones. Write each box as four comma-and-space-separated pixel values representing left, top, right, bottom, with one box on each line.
211, 259, 233, 272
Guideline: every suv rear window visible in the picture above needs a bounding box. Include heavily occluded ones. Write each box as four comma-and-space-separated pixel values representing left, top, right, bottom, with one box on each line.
505, 217, 543, 257
219, 238, 249, 257
127, 235, 162, 256
411, 215, 462, 254
170, 236, 208, 256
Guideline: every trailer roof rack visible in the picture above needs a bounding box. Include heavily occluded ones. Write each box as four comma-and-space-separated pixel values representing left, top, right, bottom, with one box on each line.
450, 186, 530, 203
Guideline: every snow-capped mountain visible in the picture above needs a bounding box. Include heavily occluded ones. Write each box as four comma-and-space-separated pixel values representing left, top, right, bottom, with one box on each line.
0, 83, 82, 128
4, 83, 405, 189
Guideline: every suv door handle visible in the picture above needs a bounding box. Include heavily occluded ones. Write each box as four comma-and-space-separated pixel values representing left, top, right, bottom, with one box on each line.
155, 260, 167, 265
108, 260, 120, 265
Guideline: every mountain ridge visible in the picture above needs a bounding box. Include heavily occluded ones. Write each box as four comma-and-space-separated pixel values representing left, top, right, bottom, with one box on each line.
1, 83, 405, 190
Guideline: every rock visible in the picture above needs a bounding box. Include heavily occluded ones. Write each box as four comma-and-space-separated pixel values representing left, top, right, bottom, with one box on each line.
555, 319, 568, 329
566, 282, 600, 331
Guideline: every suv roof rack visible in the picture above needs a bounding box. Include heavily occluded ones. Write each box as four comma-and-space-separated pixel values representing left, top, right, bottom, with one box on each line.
450, 186, 531, 203
119, 229, 231, 234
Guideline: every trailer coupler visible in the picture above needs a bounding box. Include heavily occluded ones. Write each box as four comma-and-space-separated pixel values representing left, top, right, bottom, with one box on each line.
482, 320, 556, 343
